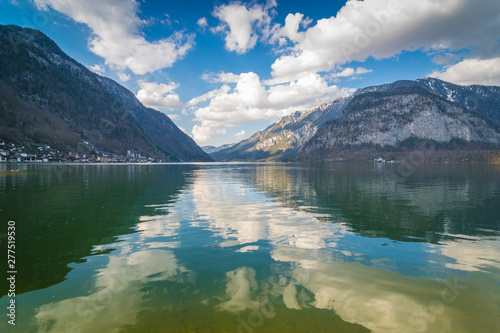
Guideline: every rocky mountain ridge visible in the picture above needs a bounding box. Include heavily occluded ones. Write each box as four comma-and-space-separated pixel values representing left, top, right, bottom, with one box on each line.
211, 78, 500, 161
300, 86, 500, 160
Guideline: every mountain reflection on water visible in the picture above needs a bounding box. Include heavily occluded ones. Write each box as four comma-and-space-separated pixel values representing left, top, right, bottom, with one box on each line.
0, 162, 499, 332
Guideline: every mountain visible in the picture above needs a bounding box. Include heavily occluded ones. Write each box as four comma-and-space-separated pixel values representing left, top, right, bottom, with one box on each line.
0, 25, 211, 161
300, 85, 500, 160
201, 143, 235, 154
360, 78, 500, 124
212, 78, 500, 161
96, 76, 211, 161
210, 97, 352, 161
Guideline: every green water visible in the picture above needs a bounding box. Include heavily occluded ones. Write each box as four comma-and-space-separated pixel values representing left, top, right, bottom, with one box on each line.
0, 162, 499, 333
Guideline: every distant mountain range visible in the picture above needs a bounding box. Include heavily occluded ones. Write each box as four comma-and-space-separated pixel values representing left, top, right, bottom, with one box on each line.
0, 25, 211, 162
211, 78, 500, 161
201, 143, 235, 154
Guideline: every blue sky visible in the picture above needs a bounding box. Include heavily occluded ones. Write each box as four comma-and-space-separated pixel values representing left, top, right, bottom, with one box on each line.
1, 0, 500, 146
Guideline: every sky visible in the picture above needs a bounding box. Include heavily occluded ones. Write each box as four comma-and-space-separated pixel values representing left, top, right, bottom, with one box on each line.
1, 0, 500, 146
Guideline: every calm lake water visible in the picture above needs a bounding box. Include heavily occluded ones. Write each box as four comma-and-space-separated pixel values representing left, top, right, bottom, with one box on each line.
1, 162, 499, 333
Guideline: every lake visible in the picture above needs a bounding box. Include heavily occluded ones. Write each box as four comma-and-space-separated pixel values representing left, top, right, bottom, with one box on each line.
1, 162, 499, 332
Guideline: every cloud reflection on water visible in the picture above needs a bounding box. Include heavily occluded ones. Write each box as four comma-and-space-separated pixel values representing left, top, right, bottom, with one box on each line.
35, 246, 193, 332
191, 166, 500, 333
31, 164, 500, 333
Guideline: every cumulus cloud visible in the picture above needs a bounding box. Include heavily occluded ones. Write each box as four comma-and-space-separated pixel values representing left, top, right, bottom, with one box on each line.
117, 72, 131, 82
429, 57, 500, 86
197, 17, 208, 28
88, 63, 105, 74
192, 125, 226, 145
211, 0, 277, 54
186, 85, 231, 107
136, 80, 184, 111
431, 52, 462, 65
269, 0, 500, 83
166, 114, 179, 120
269, 12, 312, 46
331, 67, 371, 78
189, 71, 352, 145
235, 130, 246, 139
35, 0, 194, 75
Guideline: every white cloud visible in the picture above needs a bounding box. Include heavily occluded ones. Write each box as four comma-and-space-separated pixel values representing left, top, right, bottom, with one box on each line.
88, 63, 105, 74
201, 71, 240, 84
190, 71, 352, 145
88, 64, 106, 75
325, 67, 373, 82
269, 0, 500, 83
192, 124, 226, 145
267, 73, 351, 109
429, 57, 500, 86
431, 52, 462, 65
197, 17, 208, 28
166, 114, 179, 120
186, 85, 231, 107
235, 130, 246, 139
117, 72, 130, 82
136, 80, 184, 111
35, 0, 194, 75
269, 12, 308, 44
211, 0, 277, 54
329, 67, 372, 78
